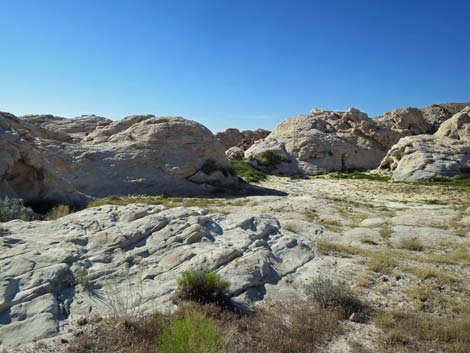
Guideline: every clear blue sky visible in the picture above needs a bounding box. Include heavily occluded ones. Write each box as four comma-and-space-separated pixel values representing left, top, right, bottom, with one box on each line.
1, 0, 469, 132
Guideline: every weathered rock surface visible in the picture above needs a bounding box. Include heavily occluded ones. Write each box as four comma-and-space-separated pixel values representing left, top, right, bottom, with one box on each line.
245, 103, 470, 176
378, 107, 470, 181
216, 128, 270, 150
225, 146, 245, 160
0, 113, 87, 206
0, 203, 318, 348
245, 108, 392, 174
0, 112, 239, 205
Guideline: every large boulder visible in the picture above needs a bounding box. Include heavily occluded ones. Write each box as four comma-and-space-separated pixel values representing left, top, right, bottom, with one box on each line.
0, 112, 87, 206
0, 112, 238, 206
245, 108, 391, 175
378, 107, 470, 181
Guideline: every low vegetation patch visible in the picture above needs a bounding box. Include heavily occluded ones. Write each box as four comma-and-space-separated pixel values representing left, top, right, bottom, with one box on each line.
376, 307, 470, 353
87, 195, 249, 211
254, 150, 288, 168
402, 265, 459, 284
330, 171, 390, 182
398, 238, 424, 251
0, 196, 36, 222
158, 312, 232, 353
230, 161, 266, 183
305, 276, 364, 316
415, 177, 470, 188
45, 204, 71, 220
173, 271, 232, 309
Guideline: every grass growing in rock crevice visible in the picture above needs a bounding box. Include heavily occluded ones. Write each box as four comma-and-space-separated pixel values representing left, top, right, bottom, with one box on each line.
329, 171, 391, 182
230, 161, 266, 183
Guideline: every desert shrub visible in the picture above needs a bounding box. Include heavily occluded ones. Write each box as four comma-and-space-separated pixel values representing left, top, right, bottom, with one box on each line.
174, 271, 231, 308
399, 238, 424, 251
0, 196, 36, 222
230, 160, 266, 183
236, 301, 342, 353
45, 204, 71, 220
305, 276, 363, 316
158, 312, 232, 353
200, 159, 234, 177
256, 150, 287, 168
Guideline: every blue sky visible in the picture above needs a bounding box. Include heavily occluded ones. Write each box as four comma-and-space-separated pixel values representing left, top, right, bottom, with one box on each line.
0, 0, 469, 131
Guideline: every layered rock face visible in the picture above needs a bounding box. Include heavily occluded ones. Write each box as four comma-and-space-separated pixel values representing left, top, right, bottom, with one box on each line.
378, 107, 470, 180
0, 204, 317, 347
0, 112, 238, 206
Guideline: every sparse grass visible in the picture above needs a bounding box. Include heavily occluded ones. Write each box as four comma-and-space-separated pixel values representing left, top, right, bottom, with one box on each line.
236, 301, 342, 353
230, 161, 266, 183
173, 271, 232, 308
317, 218, 343, 232
45, 204, 71, 220
283, 221, 301, 234
361, 238, 379, 245
399, 238, 424, 251
415, 177, 470, 188
330, 171, 390, 182
305, 276, 364, 316
87, 195, 249, 212
367, 252, 398, 274
379, 227, 394, 239
376, 307, 470, 353
402, 265, 460, 284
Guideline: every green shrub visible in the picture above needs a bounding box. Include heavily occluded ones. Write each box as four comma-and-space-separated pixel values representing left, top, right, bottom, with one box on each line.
0, 196, 36, 222
230, 161, 266, 183
305, 276, 363, 316
175, 271, 231, 308
158, 312, 232, 353
256, 150, 287, 168
200, 159, 234, 177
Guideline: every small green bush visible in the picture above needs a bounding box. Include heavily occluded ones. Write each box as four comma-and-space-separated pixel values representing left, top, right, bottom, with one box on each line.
175, 271, 231, 307
256, 150, 287, 168
305, 276, 363, 316
158, 312, 232, 353
0, 196, 36, 222
230, 161, 266, 183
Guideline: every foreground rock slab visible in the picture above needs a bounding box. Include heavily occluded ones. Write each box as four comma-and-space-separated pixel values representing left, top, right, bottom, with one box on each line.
0, 203, 317, 348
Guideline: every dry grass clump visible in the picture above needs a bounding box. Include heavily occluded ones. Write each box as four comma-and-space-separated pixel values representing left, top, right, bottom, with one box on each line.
235, 302, 342, 353
402, 265, 460, 285
398, 238, 424, 251
45, 204, 71, 220
67, 315, 163, 353
367, 252, 398, 274
376, 306, 470, 353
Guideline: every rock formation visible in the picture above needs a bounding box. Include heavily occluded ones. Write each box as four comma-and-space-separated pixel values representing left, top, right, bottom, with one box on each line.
245, 103, 470, 176
216, 128, 270, 150
0, 112, 238, 208
245, 108, 392, 175
0, 203, 317, 347
378, 107, 470, 180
